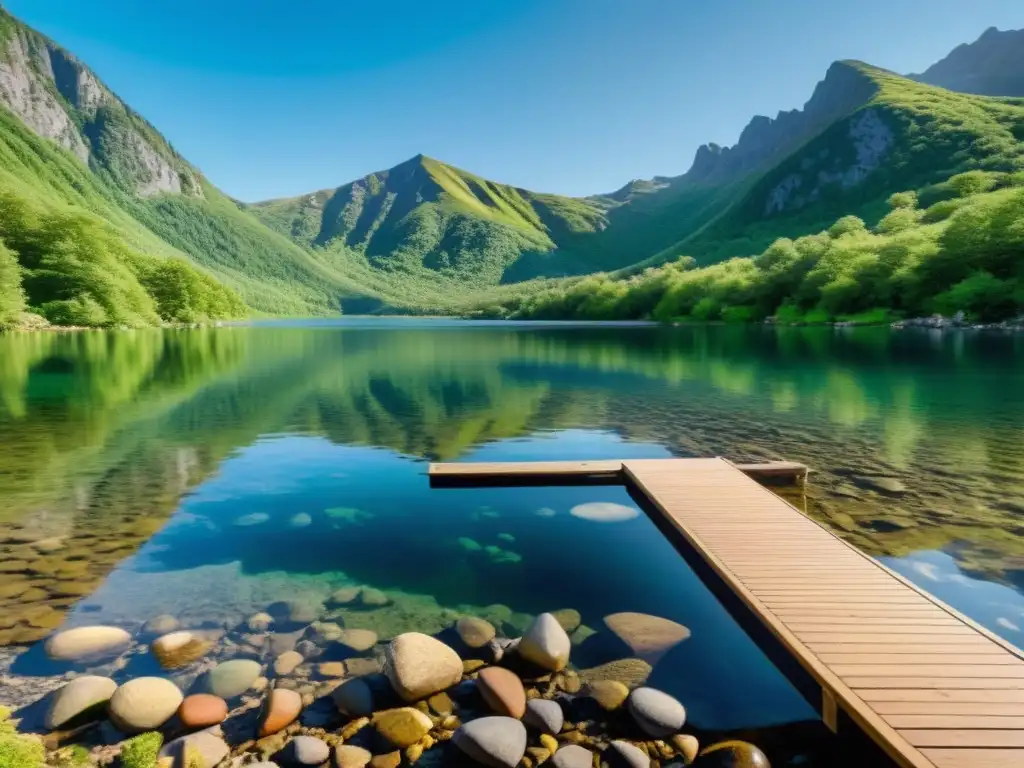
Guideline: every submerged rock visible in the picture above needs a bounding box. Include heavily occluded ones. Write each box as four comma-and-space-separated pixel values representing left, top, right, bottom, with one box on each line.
372, 707, 433, 748
603, 613, 691, 663
141, 615, 179, 638
109, 677, 183, 733
694, 741, 769, 767
153, 631, 212, 669
552, 745, 593, 768
289, 513, 313, 528
359, 588, 390, 607
456, 617, 497, 649
260, 688, 303, 736
286, 735, 330, 766
329, 586, 362, 605
178, 694, 228, 730
578, 659, 652, 688
234, 512, 270, 527
671, 735, 699, 764
586, 680, 629, 711
337, 628, 378, 652
385, 632, 463, 701
518, 613, 570, 671
569, 502, 639, 523
44, 626, 131, 661
248, 612, 274, 632
523, 699, 563, 735
550, 609, 581, 633
274, 651, 304, 676
453, 716, 527, 768
603, 741, 649, 768
332, 677, 374, 717
205, 659, 261, 699
627, 687, 686, 737
159, 728, 229, 768
334, 745, 372, 768
45, 675, 117, 730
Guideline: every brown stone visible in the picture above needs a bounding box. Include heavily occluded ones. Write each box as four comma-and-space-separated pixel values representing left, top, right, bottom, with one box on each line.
260, 688, 303, 736
372, 707, 433, 748
477, 666, 527, 718
274, 650, 304, 676
585, 680, 628, 711
671, 735, 698, 764
427, 691, 454, 715
178, 694, 228, 730
694, 740, 768, 768
334, 745, 372, 768
602, 613, 690, 664
455, 617, 496, 648
318, 662, 346, 678
338, 628, 378, 652
370, 752, 401, 768
463, 659, 486, 674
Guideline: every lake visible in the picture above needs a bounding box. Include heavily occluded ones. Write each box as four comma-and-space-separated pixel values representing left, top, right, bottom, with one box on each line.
1, 319, 1022, 764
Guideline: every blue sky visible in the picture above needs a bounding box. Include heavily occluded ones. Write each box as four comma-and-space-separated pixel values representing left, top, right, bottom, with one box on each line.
9, 0, 1022, 201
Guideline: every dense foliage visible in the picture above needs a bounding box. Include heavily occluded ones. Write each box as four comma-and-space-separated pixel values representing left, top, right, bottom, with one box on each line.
509, 171, 1024, 324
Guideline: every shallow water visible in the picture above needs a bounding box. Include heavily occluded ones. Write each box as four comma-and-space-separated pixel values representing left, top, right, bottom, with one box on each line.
1, 320, 1022, 758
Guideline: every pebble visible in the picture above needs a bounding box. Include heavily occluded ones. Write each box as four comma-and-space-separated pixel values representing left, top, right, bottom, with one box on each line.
384, 632, 463, 701
359, 588, 390, 607
694, 741, 769, 767
518, 613, 571, 672
427, 691, 454, 715
453, 716, 528, 768
248, 612, 274, 632
334, 745, 372, 768
330, 586, 361, 605
159, 727, 229, 768
337, 628, 378, 652
603, 741, 649, 768
286, 735, 331, 766
332, 677, 374, 717
578, 659, 651, 689
319, 662, 346, 678
308, 621, 344, 645
586, 680, 629, 711
478, 667, 527, 718
45, 675, 117, 730
523, 699, 563, 735
369, 752, 401, 768
344, 657, 382, 677
43, 625, 131, 661
205, 658, 262, 698
603, 613, 691, 664
552, 745, 593, 768
274, 651, 305, 676
153, 631, 212, 669
671, 735, 698, 764
109, 677, 183, 733
372, 707, 433, 748
550, 610, 581, 633
456, 617, 497, 648
141, 615, 179, 637
539, 735, 559, 754
178, 693, 228, 730
260, 688, 303, 736
627, 688, 686, 737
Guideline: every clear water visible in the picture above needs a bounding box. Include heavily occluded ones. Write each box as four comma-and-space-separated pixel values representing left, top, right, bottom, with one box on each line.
2, 320, 1023, 757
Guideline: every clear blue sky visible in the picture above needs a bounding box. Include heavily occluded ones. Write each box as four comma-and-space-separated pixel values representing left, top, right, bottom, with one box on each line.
8, 0, 1021, 201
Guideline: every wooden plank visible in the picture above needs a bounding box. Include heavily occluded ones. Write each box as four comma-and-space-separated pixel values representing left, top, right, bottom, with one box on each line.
901, 729, 1024, 748
860, 690, 1024, 704
819, 654, 1021, 666
814, 644, 1010, 655
875, 702, 1024, 716
922, 749, 1024, 768
886, 714, 1024, 729
428, 460, 622, 477
834, 665, 1024, 678
849, 678, 1024, 690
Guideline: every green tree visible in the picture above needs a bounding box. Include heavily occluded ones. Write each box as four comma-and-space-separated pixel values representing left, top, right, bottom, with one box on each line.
828, 215, 867, 239
887, 191, 918, 210
0, 240, 25, 329
949, 171, 998, 198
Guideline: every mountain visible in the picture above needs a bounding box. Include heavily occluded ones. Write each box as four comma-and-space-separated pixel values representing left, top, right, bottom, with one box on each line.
248, 154, 611, 284
910, 27, 1024, 97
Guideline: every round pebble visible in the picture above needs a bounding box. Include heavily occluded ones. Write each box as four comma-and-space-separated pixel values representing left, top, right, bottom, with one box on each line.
178, 693, 228, 730
205, 658, 261, 698
261, 688, 303, 736
109, 677, 183, 733
627, 687, 686, 737
523, 698, 564, 735
44, 626, 131, 661
453, 716, 527, 768
478, 667, 527, 718
456, 617, 496, 648
45, 675, 117, 730
288, 735, 330, 766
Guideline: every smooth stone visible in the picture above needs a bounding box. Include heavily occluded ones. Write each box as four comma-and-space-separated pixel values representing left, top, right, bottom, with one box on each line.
286, 735, 330, 766
478, 667, 527, 718
569, 502, 639, 523
693, 741, 769, 768
523, 699, 564, 735
550, 610, 581, 633
308, 622, 345, 645
586, 680, 629, 711
109, 677, 183, 733
334, 745, 372, 768
248, 612, 274, 632
552, 745, 593, 768
628, 687, 686, 737
270, 601, 321, 625
337, 628, 377, 652
453, 716, 528, 768
159, 728, 229, 768
289, 513, 313, 528
205, 658, 262, 698
372, 707, 433, 748
384, 632, 463, 702
153, 631, 212, 669
578, 659, 652, 688
343, 657, 382, 677
370, 752, 401, 768
518, 613, 570, 672
427, 691, 454, 715
44, 626, 132, 661
671, 735, 699, 765
332, 677, 374, 717
260, 688, 303, 736
604, 741, 649, 768
274, 651, 305, 676
45, 675, 117, 729
857, 476, 907, 495
456, 617, 496, 649
142, 615, 179, 638
359, 588, 390, 607
329, 587, 361, 605
178, 694, 228, 730
295, 639, 321, 659
603, 613, 691, 664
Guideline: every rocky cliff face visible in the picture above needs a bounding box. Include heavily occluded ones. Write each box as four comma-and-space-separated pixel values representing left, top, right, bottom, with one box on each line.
0, 11, 196, 197
910, 27, 1024, 97
682, 61, 879, 185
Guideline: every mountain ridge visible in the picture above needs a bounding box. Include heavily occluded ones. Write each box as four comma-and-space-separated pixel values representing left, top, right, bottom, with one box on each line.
910, 26, 1024, 96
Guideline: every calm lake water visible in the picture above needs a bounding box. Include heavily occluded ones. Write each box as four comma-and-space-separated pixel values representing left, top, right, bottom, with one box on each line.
1, 320, 1022, 761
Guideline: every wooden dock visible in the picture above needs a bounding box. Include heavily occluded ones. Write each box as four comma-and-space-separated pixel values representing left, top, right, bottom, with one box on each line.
428, 458, 1024, 768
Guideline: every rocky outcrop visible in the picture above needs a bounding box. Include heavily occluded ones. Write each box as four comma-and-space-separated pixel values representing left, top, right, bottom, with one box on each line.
684, 60, 879, 185
910, 26, 1024, 97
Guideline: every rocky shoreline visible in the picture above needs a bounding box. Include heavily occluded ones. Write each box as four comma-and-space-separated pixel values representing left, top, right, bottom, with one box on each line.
0, 597, 780, 768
